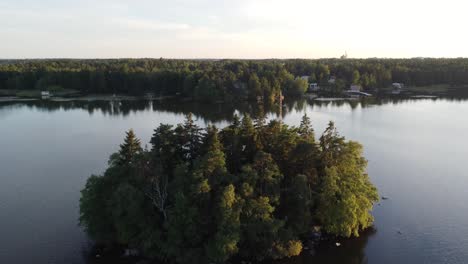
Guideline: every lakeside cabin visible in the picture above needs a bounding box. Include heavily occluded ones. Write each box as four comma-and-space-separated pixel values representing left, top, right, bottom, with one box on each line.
392, 82, 405, 95
296, 76, 320, 92
41, 91, 50, 99
309, 83, 320, 92
344, 85, 371, 98
392, 83, 404, 89
349, 84, 362, 92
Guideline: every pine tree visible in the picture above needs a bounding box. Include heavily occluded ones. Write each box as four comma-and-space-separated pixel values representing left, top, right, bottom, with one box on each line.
320, 121, 345, 167
252, 151, 283, 205
221, 115, 243, 173
196, 125, 227, 188
118, 129, 142, 165
254, 104, 267, 130
150, 124, 177, 175
206, 184, 241, 262
165, 192, 204, 263
176, 113, 203, 166
230, 114, 241, 129
238, 192, 284, 261
298, 113, 315, 142
239, 114, 259, 164
282, 174, 312, 234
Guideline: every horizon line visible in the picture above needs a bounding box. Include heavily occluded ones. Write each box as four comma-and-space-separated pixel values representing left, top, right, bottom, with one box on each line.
2, 56, 468, 60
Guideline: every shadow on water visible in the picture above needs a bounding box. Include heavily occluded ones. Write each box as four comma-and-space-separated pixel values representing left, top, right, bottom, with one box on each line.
1, 96, 467, 123
268, 227, 376, 264
2, 95, 468, 264
80, 227, 376, 264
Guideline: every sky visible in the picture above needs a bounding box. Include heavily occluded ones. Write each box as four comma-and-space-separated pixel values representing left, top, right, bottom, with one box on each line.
1, 0, 467, 59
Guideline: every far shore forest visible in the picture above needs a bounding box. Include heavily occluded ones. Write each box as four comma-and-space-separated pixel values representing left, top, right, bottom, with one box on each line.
1, 58, 468, 101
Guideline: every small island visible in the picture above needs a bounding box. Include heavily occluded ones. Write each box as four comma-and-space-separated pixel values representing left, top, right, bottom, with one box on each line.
79, 113, 378, 263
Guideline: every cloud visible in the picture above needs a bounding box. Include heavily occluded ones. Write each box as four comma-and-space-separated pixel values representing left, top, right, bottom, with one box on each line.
1, 0, 468, 58
113, 18, 192, 32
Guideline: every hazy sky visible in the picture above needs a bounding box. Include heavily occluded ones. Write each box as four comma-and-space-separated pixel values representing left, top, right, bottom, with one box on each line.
1, 0, 467, 59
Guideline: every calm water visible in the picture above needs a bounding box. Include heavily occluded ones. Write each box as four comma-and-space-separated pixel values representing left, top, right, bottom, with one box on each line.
1, 98, 468, 264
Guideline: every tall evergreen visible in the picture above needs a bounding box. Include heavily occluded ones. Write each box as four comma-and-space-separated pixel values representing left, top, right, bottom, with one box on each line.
196, 125, 227, 188
320, 121, 345, 167
176, 113, 203, 166
118, 129, 142, 165
150, 124, 177, 175
206, 184, 241, 262
220, 115, 243, 173
298, 113, 315, 142
239, 114, 260, 164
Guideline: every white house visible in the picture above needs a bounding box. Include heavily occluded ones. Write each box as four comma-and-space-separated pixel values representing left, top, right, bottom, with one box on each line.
349, 85, 361, 92
392, 83, 404, 90
41, 91, 50, 98
391, 83, 405, 95
309, 83, 320, 92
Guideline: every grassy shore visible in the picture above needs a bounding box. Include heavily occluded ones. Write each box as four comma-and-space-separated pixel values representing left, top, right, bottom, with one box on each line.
0, 88, 80, 98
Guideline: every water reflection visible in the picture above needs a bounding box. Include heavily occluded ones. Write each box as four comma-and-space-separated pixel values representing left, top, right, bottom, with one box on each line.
1, 97, 465, 123
2, 97, 468, 264
269, 228, 376, 264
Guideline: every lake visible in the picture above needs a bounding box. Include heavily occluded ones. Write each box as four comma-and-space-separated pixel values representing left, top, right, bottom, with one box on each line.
1, 97, 468, 264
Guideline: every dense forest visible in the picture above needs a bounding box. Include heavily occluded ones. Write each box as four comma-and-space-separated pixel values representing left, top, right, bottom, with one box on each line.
79, 113, 378, 263
2, 58, 468, 102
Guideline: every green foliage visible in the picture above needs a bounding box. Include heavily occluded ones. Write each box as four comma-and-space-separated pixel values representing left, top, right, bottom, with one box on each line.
284, 78, 308, 97
79, 113, 378, 263
4, 58, 468, 100
352, 70, 361, 84
118, 129, 142, 165
298, 113, 315, 142
79, 175, 115, 242
206, 184, 241, 262
317, 122, 379, 237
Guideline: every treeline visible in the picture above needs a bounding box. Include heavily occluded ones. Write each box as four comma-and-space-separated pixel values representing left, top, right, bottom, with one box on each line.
79, 114, 378, 263
0, 59, 307, 102
2, 58, 468, 101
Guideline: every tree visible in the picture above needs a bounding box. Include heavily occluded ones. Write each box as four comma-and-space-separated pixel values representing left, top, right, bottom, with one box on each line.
195, 125, 227, 188
110, 182, 148, 246
248, 73, 262, 100
79, 116, 378, 264
79, 175, 115, 242
206, 184, 241, 262
165, 192, 204, 263
239, 114, 259, 164
238, 193, 284, 260
352, 70, 361, 85
330, 78, 346, 94
320, 121, 345, 167
194, 75, 220, 103
220, 115, 243, 173
284, 78, 308, 97
3, 58, 468, 98
251, 151, 283, 205
298, 113, 315, 142
175, 113, 203, 166
317, 128, 379, 237
118, 129, 142, 165
282, 174, 312, 234
150, 124, 177, 174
